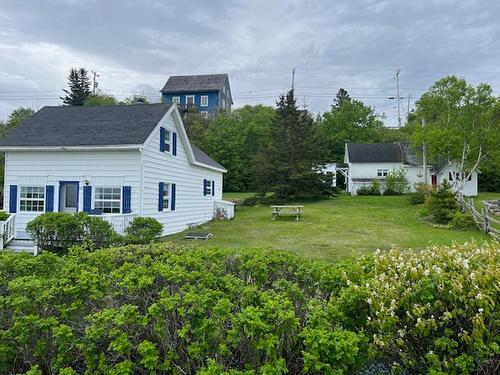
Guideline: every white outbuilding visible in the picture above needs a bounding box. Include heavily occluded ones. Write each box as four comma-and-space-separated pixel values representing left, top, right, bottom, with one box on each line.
0, 103, 229, 250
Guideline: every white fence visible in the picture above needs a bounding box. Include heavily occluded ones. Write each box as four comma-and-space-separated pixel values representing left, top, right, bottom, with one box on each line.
0, 214, 16, 250
96, 213, 138, 235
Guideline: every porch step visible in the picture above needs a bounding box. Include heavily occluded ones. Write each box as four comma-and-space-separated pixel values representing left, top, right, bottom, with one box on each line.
5, 239, 36, 253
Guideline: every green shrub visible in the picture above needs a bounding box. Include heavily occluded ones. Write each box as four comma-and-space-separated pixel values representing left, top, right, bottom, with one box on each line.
450, 210, 476, 230
0, 211, 10, 221
0, 242, 498, 374
425, 181, 458, 224
408, 182, 434, 205
384, 167, 409, 195
124, 217, 163, 244
357, 182, 381, 196
26, 212, 116, 253
367, 242, 499, 374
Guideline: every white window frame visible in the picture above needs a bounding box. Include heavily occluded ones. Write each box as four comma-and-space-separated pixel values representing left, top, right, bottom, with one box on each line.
94, 186, 122, 214
172, 96, 180, 105
377, 169, 388, 177
201, 95, 208, 107
222, 98, 226, 108
19, 186, 45, 212
163, 128, 171, 153
162, 183, 170, 211
205, 179, 212, 195
186, 95, 195, 105
200, 110, 208, 118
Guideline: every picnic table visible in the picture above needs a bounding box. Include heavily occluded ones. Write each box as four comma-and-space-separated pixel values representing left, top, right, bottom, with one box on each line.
270, 205, 304, 221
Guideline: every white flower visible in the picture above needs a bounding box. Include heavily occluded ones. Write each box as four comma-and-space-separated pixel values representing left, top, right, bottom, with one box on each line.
478, 308, 483, 314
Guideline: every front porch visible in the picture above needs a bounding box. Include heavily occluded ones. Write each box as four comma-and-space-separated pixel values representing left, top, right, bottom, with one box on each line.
0, 212, 137, 251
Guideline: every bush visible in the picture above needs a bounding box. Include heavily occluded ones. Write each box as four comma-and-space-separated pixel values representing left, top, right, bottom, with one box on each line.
367, 242, 499, 374
124, 217, 163, 244
384, 167, 409, 195
0, 211, 10, 221
1, 242, 498, 374
425, 181, 458, 224
408, 182, 434, 205
357, 181, 381, 196
450, 210, 476, 230
26, 212, 116, 253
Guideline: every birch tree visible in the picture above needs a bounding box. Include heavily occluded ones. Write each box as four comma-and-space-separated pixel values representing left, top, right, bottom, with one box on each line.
412, 76, 500, 199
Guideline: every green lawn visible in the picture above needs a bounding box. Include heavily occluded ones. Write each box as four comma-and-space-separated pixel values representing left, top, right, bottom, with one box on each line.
168, 193, 499, 262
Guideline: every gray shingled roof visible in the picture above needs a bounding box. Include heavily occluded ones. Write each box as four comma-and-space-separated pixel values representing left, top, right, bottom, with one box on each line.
347, 142, 423, 165
191, 144, 225, 170
347, 143, 403, 163
0, 104, 225, 170
160, 74, 228, 94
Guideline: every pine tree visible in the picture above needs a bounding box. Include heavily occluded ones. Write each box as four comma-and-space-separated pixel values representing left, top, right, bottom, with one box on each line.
61, 68, 91, 106
256, 90, 333, 200
333, 88, 351, 109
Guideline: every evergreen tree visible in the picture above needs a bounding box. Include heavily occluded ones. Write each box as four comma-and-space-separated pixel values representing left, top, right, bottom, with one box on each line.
61, 68, 91, 106
333, 88, 351, 109
256, 90, 332, 199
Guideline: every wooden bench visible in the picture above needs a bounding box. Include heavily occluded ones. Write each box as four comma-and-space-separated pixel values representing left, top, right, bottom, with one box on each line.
270, 205, 304, 221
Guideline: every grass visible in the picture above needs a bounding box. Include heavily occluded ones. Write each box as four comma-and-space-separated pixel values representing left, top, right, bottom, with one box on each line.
168, 192, 499, 262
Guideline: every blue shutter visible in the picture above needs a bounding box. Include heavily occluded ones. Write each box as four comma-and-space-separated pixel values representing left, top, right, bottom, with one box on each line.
158, 182, 164, 211
203, 179, 207, 196
83, 186, 92, 213
171, 183, 176, 211
172, 132, 177, 156
212, 180, 215, 196
160, 127, 165, 152
122, 186, 131, 213
9, 185, 17, 213
45, 185, 54, 212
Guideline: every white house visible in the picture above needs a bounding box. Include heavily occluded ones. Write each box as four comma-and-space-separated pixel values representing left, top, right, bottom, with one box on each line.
0, 103, 229, 250
344, 142, 478, 196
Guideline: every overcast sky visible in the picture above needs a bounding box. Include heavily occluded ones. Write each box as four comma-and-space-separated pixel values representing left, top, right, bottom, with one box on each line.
0, 0, 499, 126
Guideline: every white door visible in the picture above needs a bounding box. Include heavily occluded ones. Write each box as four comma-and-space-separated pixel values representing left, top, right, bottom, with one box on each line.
60, 183, 78, 213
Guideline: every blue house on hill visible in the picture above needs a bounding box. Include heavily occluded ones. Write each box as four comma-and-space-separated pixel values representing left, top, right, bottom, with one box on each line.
160, 74, 233, 116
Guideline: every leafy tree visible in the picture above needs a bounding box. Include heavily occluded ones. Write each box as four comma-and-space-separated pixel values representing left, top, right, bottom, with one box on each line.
120, 94, 150, 105
412, 76, 500, 199
203, 105, 274, 192
183, 111, 210, 148
0, 107, 35, 193
83, 94, 118, 106
316, 89, 383, 162
256, 90, 332, 199
61, 67, 91, 106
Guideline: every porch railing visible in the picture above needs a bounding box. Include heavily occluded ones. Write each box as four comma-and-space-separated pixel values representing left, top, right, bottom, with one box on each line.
94, 213, 138, 235
0, 214, 16, 250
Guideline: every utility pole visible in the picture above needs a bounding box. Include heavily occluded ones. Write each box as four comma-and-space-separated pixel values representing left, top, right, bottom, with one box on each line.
395, 68, 401, 127
291, 67, 296, 93
91, 70, 100, 95
422, 117, 428, 184
407, 94, 411, 122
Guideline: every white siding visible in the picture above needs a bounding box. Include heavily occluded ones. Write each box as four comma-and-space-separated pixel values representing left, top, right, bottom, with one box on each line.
348, 162, 432, 195
4, 150, 141, 238
140, 112, 223, 235
436, 163, 478, 196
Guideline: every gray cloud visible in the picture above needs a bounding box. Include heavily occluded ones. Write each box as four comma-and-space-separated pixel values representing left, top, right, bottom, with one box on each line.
0, 0, 499, 125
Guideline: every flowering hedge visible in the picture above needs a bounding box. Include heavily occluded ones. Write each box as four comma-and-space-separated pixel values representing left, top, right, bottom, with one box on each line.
0, 241, 498, 374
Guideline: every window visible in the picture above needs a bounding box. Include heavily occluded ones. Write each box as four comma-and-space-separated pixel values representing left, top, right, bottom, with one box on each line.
94, 187, 121, 214
186, 95, 195, 105
163, 129, 171, 153
19, 186, 44, 212
162, 183, 170, 210
172, 96, 180, 104
201, 95, 208, 107
377, 169, 388, 177
204, 179, 212, 195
